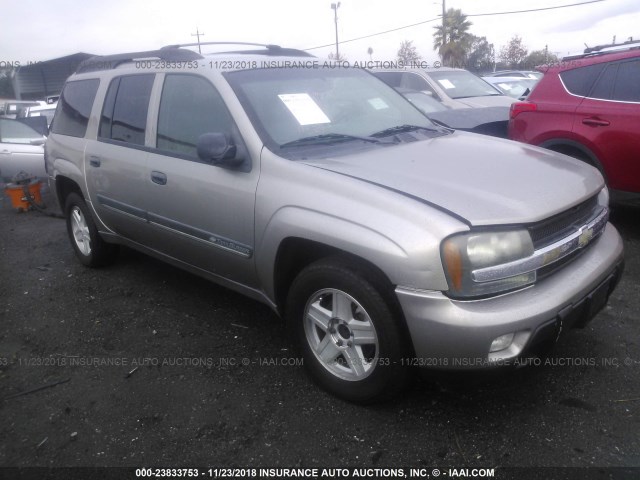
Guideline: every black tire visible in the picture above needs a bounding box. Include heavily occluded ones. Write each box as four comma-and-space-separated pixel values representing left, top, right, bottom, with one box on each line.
286, 257, 411, 403
64, 192, 118, 267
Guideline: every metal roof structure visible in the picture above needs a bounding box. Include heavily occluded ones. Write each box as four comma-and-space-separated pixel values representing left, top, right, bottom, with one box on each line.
12, 53, 95, 100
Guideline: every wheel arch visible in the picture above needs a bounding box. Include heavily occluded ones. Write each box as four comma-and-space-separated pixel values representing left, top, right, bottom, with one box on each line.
539, 139, 607, 180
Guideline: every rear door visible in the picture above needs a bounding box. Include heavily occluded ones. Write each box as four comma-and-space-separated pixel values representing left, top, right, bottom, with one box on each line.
85, 74, 157, 244
574, 59, 640, 191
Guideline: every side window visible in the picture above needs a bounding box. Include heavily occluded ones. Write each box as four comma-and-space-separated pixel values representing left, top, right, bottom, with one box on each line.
99, 74, 154, 146
401, 73, 438, 97
589, 64, 618, 100
612, 60, 640, 102
156, 74, 235, 158
50, 79, 99, 138
373, 72, 402, 88
559, 64, 605, 96
0, 118, 42, 144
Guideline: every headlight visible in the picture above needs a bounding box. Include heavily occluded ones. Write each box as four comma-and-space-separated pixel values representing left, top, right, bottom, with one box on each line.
442, 230, 535, 299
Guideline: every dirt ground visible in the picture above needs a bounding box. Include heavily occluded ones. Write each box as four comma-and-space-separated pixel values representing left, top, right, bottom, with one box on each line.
0, 188, 638, 475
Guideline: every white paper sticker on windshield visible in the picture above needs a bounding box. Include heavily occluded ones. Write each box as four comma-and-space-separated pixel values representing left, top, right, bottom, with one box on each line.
278, 93, 331, 125
368, 97, 389, 110
437, 79, 456, 89
498, 83, 512, 90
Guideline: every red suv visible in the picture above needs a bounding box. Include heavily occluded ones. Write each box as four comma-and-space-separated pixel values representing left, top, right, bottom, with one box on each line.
509, 41, 640, 205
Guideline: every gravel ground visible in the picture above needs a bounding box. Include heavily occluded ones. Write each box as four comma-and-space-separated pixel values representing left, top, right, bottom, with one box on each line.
0, 188, 638, 476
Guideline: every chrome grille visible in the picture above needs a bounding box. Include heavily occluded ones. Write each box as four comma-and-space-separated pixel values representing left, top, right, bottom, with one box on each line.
528, 195, 600, 249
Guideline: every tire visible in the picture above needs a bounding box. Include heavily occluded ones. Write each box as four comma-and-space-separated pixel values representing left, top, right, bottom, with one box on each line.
64, 192, 118, 267
286, 257, 411, 403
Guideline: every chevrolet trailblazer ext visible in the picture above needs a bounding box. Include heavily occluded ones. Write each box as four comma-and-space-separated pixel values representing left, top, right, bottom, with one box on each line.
45, 43, 623, 403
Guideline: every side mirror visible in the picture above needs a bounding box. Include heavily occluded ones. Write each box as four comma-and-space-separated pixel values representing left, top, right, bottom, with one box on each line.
196, 132, 241, 167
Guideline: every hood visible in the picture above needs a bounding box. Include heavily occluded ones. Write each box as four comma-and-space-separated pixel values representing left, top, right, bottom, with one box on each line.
453, 95, 515, 108
301, 132, 604, 226
429, 107, 509, 130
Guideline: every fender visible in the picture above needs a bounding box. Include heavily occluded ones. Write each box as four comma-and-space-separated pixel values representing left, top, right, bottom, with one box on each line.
255, 205, 451, 303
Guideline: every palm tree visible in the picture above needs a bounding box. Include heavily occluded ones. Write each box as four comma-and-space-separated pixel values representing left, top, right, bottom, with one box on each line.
433, 8, 473, 67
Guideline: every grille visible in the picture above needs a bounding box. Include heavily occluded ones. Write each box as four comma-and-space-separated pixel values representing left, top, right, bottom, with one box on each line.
528, 195, 600, 249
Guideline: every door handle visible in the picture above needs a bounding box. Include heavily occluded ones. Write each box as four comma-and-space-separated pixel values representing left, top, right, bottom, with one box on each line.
89, 156, 101, 167
151, 171, 167, 185
582, 118, 610, 127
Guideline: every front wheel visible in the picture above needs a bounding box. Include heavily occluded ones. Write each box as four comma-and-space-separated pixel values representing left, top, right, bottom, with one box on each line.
286, 258, 411, 403
65, 192, 118, 267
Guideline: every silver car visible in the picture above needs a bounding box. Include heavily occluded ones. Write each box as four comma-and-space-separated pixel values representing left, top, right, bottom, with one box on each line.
0, 118, 46, 181
45, 44, 624, 403
373, 67, 516, 109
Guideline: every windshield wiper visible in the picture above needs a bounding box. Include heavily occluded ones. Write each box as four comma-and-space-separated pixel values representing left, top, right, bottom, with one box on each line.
280, 133, 396, 149
370, 124, 441, 138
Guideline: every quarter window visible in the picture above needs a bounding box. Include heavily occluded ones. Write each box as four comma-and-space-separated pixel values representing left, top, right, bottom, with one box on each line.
612, 60, 640, 102
156, 74, 235, 158
99, 74, 154, 146
50, 79, 99, 138
560, 64, 605, 96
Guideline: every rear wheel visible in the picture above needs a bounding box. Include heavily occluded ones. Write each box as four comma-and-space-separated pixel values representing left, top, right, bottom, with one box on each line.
286, 258, 410, 403
65, 192, 118, 267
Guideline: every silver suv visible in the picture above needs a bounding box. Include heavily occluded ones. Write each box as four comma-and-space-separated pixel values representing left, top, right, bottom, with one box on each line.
46, 43, 624, 403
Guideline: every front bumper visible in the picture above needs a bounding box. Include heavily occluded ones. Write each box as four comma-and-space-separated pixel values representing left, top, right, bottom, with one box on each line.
396, 223, 624, 369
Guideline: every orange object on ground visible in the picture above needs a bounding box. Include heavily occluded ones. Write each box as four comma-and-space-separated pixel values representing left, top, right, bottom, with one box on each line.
4, 180, 43, 212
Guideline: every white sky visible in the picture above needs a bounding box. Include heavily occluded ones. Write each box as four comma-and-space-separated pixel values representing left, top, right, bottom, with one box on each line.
0, 0, 638, 65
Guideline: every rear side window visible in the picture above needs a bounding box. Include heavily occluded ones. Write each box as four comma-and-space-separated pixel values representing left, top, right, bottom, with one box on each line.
99, 74, 154, 146
559, 64, 605, 96
156, 74, 235, 159
612, 60, 640, 102
589, 64, 617, 100
374, 72, 402, 88
51, 79, 99, 137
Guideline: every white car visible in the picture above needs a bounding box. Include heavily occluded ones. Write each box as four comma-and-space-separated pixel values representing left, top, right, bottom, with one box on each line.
373, 67, 516, 109
0, 118, 46, 181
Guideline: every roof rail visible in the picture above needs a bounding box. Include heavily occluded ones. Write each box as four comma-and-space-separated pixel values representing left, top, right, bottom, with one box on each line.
76, 48, 203, 73
161, 41, 314, 57
584, 38, 639, 54
563, 38, 640, 61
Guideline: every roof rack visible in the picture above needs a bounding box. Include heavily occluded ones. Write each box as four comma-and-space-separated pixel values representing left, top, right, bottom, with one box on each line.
76, 48, 202, 73
563, 38, 640, 61
161, 41, 313, 57
75, 42, 313, 73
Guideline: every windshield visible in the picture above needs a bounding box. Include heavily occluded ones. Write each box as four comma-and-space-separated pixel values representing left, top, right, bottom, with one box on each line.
427, 70, 502, 99
225, 67, 442, 156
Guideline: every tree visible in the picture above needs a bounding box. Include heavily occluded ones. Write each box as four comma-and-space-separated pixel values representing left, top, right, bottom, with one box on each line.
433, 8, 473, 67
524, 48, 559, 69
499, 36, 528, 69
397, 40, 422, 64
367, 47, 374, 61
327, 52, 348, 62
0, 68, 15, 98
466, 36, 495, 73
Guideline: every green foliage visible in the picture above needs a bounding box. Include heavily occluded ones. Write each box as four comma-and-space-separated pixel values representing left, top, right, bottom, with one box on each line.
433, 8, 473, 67
499, 36, 529, 69
466, 36, 495, 73
397, 40, 422, 64
0, 68, 15, 98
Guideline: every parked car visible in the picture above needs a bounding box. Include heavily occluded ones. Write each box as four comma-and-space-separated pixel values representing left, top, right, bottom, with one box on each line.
395, 87, 509, 138
0, 117, 46, 181
484, 70, 542, 80
394, 87, 449, 114
509, 40, 640, 205
0, 100, 44, 119
373, 67, 515, 108
46, 44, 623, 403
482, 76, 538, 100
24, 102, 58, 128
